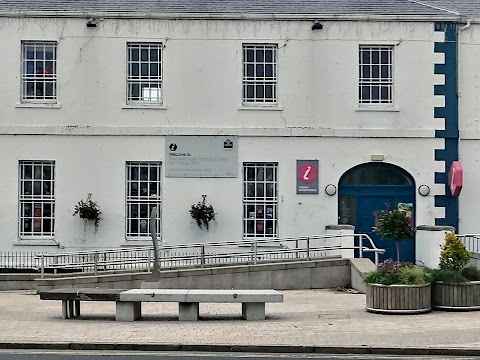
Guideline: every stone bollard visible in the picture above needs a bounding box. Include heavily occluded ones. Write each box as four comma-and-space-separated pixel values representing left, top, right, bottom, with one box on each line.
415, 225, 455, 268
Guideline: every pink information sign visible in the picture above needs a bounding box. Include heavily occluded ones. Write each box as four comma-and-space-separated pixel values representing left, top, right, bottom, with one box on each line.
449, 161, 463, 196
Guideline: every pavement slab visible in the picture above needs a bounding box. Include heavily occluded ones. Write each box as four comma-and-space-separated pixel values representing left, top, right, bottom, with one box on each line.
1, 289, 480, 354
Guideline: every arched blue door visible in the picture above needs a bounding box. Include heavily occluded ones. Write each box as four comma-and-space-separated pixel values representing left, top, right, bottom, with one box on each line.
338, 163, 416, 263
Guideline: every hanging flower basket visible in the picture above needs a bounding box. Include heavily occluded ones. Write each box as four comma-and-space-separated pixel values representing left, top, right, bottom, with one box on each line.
73, 196, 102, 230
190, 195, 215, 230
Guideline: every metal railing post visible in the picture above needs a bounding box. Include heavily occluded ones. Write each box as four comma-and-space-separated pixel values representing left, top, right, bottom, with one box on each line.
200, 245, 205, 267
147, 249, 152, 271
94, 253, 98, 275
254, 239, 258, 264
358, 235, 363, 258
306, 237, 310, 260
40, 255, 45, 279
295, 239, 299, 258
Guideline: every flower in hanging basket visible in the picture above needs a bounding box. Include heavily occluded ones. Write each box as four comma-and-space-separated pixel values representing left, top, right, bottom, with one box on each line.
73, 198, 102, 230
189, 196, 215, 230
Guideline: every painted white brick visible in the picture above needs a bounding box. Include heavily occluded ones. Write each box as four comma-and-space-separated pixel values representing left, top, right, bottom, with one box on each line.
433, 31, 446, 43
433, 207, 446, 219
434, 116, 446, 131
433, 74, 445, 86
431, 183, 446, 196
433, 52, 446, 65
433, 95, 446, 108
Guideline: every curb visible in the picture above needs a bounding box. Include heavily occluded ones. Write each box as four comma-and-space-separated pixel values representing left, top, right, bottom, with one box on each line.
0, 343, 480, 356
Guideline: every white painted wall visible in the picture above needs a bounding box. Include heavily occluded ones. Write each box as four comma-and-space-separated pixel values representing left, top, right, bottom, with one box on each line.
0, 135, 439, 252
0, 17, 441, 252
458, 24, 480, 234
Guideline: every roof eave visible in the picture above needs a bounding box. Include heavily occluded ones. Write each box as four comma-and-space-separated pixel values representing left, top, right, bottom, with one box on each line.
0, 11, 462, 22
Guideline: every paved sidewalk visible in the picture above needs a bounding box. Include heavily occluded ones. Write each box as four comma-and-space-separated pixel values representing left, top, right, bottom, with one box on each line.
1, 289, 480, 355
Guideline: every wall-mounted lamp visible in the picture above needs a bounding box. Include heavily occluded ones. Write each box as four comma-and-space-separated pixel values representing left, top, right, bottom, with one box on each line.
86, 18, 98, 28
325, 184, 337, 196
418, 184, 430, 196
311, 22, 323, 30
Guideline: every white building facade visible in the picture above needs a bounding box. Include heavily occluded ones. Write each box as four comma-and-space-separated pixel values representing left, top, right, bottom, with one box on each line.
0, 0, 472, 263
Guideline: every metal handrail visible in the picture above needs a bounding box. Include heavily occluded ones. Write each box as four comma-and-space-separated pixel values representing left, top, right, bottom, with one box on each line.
36, 233, 385, 278
458, 234, 480, 253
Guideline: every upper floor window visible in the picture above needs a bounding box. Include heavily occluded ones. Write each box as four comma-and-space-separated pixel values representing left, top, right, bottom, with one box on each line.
19, 160, 55, 238
242, 44, 277, 104
21, 41, 57, 103
359, 45, 393, 105
127, 43, 163, 104
126, 162, 162, 239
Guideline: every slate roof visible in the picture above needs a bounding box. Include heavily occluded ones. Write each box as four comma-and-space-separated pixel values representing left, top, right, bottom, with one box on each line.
421, 0, 480, 16
0, 0, 462, 17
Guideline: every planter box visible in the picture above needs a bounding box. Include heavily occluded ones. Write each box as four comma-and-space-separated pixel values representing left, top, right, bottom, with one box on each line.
433, 281, 480, 310
365, 283, 431, 314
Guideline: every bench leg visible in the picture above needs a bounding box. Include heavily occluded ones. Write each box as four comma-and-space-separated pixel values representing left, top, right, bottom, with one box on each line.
116, 301, 142, 322
74, 300, 81, 317
62, 300, 68, 319
179, 302, 199, 321
242, 302, 265, 320
68, 300, 74, 318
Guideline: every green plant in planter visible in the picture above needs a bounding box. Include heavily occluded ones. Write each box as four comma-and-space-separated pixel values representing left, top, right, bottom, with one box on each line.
73, 197, 102, 230
364, 258, 429, 285
374, 207, 414, 262
189, 195, 215, 230
429, 232, 480, 283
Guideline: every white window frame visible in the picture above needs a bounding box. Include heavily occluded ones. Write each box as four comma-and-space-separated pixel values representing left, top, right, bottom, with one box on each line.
242, 44, 278, 105
21, 41, 58, 103
126, 43, 163, 105
18, 161, 55, 239
126, 162, 162, 240
358, 45, 394, 105
243, 162, 278, 238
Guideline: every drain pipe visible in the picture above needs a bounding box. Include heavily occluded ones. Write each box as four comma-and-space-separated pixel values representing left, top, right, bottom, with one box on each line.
459, 18, 472, 32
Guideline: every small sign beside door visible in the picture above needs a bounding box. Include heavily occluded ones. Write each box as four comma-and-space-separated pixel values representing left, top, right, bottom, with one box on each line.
296, 160, 319, 194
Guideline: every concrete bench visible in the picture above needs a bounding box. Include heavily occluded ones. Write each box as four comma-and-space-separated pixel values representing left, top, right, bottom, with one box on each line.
39, 288, 283, 322
117, 289, 283, 321
39, 288, 125, 319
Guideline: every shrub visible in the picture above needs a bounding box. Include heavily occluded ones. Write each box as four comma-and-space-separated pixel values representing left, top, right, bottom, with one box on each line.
439, 232, 470, 271
461, 266, 480, 281
399, 265, 429, 285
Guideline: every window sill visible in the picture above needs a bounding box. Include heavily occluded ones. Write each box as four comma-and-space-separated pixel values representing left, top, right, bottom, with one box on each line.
122, 104, 167, 110
14, 239, 59, 246
355, 106, 400, 112
238, 105, 283, 111
16, 103, 61, 109
123, 238, 161, 245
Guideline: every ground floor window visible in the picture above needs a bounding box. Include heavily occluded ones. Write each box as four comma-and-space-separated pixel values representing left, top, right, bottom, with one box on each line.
19, 160, 55, 238
126, 162, 162, 239
243, 162, 278, 238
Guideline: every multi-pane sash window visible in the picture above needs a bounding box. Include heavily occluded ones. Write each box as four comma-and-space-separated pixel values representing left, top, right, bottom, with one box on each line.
242, 44, 277, 104
243, 163, 278, 238
359, 45, 393, 105
127, 43, 163, 104
21, 42, 57, 102
19, 161, 55, 238
126, 162, 161, 239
